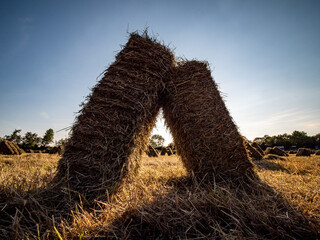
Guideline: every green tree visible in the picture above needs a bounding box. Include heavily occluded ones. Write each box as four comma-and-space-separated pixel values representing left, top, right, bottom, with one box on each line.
22, 132, 41, 149
149, 134, 165, 148
42, 128, 54, 147
4, 129, 22, 145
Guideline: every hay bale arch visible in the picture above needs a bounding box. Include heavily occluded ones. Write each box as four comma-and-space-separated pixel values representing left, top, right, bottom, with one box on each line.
55, 34, 254, 200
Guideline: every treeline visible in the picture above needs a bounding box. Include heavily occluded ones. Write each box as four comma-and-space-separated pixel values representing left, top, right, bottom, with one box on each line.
0, 129, 68, 150
253, 131, 320, 150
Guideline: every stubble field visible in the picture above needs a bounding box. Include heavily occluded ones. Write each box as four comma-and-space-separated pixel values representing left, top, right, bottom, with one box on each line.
0, 153, 319, 239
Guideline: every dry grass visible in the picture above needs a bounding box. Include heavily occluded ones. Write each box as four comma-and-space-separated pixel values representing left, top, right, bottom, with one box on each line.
0, 153, 320, 239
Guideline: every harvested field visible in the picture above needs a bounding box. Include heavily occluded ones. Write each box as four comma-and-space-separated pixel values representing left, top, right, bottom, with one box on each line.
0, 153, 319, 239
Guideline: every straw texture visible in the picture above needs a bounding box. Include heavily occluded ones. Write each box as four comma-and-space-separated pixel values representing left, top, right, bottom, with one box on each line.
162, 61, 254, 182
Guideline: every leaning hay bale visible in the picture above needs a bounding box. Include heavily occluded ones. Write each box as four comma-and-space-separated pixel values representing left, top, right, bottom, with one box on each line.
160, 147, 167, 155
10, 141, 25, 154
251, 142, 264, 156
245, 141, 263, 161
296, 148, 312, 156
54, 33, 174, 199
146, 145, 159, 157
0, 140, 17, 155
166, 146, 174, 156
272, 147, 288, 156
315, 150, 320, 155
6, 141, 21, 155
162, 61, 254, 182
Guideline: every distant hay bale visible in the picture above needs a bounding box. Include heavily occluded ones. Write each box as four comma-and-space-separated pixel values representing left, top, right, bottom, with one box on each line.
54, 33, 174, 199
296, 148, 312, 157
245, 141, 263, 161
272, 147, 288, 156
162, 61, 254, 182
49, 146, 65, 155
0, 140, 23, 155
166, 147, 174, 156
251, 142, 264, 156
146, 145, 159, 157
265, 147, 288, 156
315, 150, 320, 155
160, 147, 167, 156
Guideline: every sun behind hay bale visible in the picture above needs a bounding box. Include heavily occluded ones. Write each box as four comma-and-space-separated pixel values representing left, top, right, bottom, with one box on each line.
296, 148, 312, 156
54, 33, 175, 199
162, 61, 254, 182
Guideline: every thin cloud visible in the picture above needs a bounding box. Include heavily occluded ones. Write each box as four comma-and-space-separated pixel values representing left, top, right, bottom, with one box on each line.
40, 112, 49, 119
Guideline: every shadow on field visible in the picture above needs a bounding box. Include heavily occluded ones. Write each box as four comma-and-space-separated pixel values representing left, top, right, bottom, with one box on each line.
0, 172, 319, 239
96, 174, 319, 239
254, 159, 290, 173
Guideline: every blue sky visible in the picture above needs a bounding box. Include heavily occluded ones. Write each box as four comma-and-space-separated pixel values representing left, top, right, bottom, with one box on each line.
0, 0, 319, 144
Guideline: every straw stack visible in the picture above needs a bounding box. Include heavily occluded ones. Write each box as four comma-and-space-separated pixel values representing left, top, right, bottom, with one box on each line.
296, 148, 312, 156
54, 33, 175, 199
245, 141, 263, 161
162, 61, 254, 182
251, 142, 264, 156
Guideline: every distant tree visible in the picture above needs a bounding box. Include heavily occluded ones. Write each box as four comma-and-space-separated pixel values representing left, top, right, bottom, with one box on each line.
55, 138, 69, 146
42, 128, 54, 147
22, 132, 41, 149
4, 129, 22, 145
149, 134, 165, 148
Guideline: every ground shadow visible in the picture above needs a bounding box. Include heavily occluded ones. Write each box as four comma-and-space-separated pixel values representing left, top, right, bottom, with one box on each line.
89, 174, 319, 239
255, 159, 290, 173
0, 169, 319, 239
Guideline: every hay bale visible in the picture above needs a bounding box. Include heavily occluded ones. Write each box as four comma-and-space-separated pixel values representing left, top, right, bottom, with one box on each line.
296, 148, 312, 157
10, 141, 25, 154
272, 147, 288, 156
162, 61, 254, 182
54, 33, 174, 199
251, 142, 264, 156
49, 146, 64, 155
160, 147, 167, 156
315, 150, 320, 156
146, 145, 159, 157
245, 141, 263, 161
0, 140, 23, 155
265, 147, 288, 156
166, 147, 174, 156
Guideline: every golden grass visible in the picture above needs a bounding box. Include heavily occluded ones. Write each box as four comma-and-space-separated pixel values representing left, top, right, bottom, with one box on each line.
256, 154, 320, 222
0, 154, 319, 239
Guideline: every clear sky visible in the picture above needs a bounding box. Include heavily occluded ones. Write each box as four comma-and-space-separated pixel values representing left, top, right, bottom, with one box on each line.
1, 0, 319, 144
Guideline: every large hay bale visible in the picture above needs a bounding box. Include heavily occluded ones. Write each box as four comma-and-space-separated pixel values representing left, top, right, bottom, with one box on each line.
296, 148, 312, 156
251, 142, 264, 156
162, 61, 254, 182
0, 140, 21, 155
54, 33, 174, 199
245, 141, 263, 161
